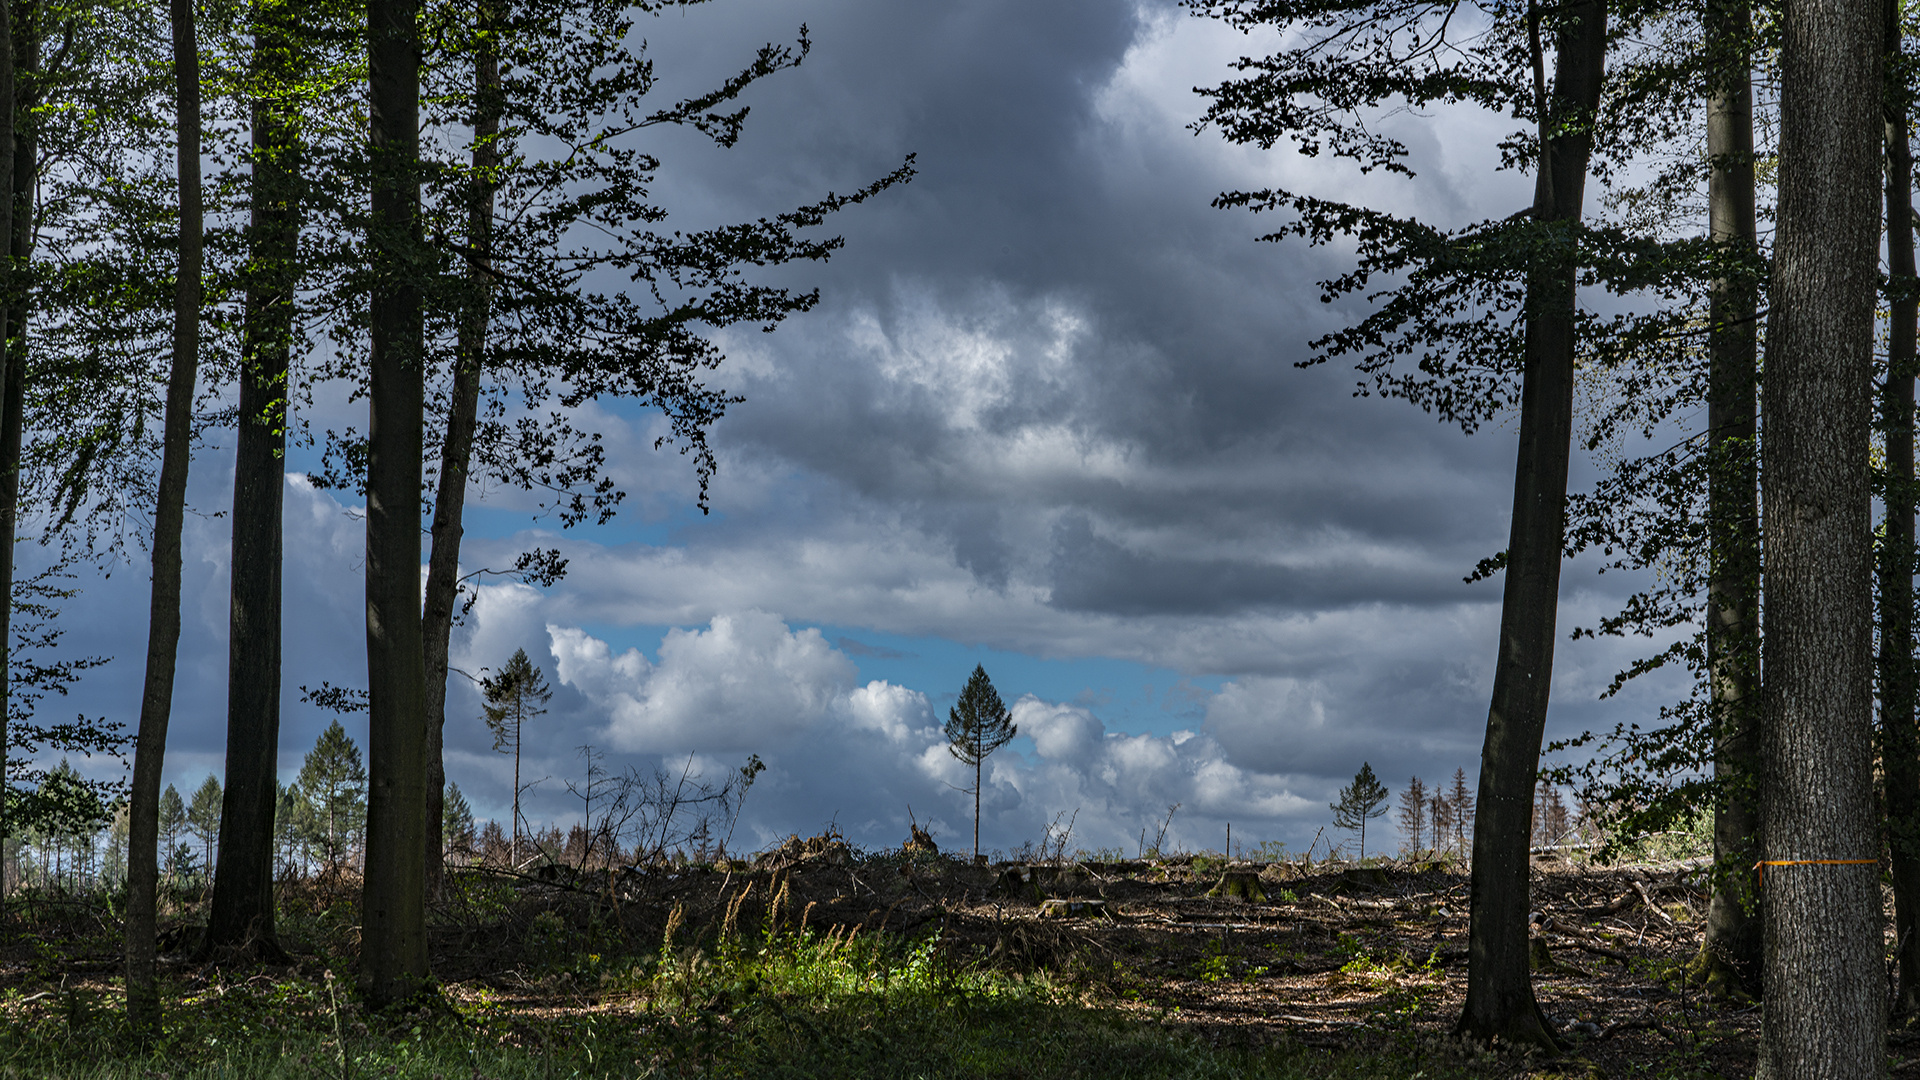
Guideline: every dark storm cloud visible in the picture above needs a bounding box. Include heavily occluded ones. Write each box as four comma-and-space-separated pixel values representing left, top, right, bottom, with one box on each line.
622, 0, 1555, 626
1045, 512, 1477, 615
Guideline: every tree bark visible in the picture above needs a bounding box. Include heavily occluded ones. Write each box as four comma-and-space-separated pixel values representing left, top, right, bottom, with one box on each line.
1455, 0, 1606, 1052
126, 0, 193, 1036
0, 0, 14, 906
1758, 0, 1886, 1066
0, 0, 35, 900
1691, 0, 1763, 1002
1884, 0, 1920, 1018
207, 0, 299, 958
421, 0, 498, 901
362, 0, 430, 1008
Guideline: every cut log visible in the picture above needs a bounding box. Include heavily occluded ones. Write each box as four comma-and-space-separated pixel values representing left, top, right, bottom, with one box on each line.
1037, 898, 1108, 919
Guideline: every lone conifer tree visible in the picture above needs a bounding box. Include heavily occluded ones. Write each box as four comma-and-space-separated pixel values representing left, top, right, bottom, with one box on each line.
482, 648, 551, 867
1449, 768, 1475, 854
944, 665, 1017, 863
1331, 762, 1389, 861
299, 721, 368, 874
442, 782, 475, 857
158, 785, 185, 881
185, 775, 222, 881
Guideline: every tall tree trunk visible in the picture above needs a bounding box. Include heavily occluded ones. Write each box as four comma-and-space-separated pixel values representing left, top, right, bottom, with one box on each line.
422, 0, 498, 900
127, 0, 194, 1036
0, 0, 35, 901
1455, 0, 1606, 1052
1758, 0, 1886, 1065
207, 0, 299, 958
512, 723, 520, 865
362, 0, 430, 1008
1884, 0, 1920, 1018
0, 0, 13, 906
1691, 0, 1764, 1002
973, 755, 981, 863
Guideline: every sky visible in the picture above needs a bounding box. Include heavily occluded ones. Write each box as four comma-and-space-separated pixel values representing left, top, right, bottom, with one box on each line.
40, 0, 1693, 860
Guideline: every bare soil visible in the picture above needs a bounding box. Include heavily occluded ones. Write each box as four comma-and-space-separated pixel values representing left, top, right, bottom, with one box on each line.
428, 839, 1791, 1076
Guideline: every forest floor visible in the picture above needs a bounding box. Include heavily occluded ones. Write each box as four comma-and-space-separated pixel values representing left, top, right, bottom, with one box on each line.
0, 835, 1894, 1078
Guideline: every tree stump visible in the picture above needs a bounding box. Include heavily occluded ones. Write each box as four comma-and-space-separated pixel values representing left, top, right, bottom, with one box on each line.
1207, 871, 1268, 903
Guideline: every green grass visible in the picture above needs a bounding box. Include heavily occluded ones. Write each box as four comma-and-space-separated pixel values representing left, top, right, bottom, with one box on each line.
0, 918, 1495, 1080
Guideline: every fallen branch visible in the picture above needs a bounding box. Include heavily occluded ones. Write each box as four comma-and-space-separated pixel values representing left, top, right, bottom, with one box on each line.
1629, 879, 1675, 927
1273, 1013, 1368, 1029
1575, 891, 1641, 920
1555, 936, 1633, 964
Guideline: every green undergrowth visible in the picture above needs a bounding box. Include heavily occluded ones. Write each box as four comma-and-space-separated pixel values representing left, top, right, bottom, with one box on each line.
0, 919, 1490, 1080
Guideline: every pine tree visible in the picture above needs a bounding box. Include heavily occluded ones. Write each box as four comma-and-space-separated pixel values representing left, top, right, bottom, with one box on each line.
481, 648, 551, 867
297, 721, 366, 875
943, 665, 1017, 863
1541, 785, 1570, 847
157, 783, 184, 881
442, 782, 474, 858
1331, 763, 1390, 861
104, 803, 129, 886
477, 819, 508, 865
185, 775, 221, 881
1449, 769, 1475, 856
273, 781, 312, 879
1398, 776, 1428, 855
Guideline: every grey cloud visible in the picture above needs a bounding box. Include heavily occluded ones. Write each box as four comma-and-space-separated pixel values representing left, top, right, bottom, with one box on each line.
834, 636, 913, 660
1045, 511, 1485, 616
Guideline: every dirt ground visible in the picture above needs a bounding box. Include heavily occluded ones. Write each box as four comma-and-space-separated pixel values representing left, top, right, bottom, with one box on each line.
452, 836, 1806, 1077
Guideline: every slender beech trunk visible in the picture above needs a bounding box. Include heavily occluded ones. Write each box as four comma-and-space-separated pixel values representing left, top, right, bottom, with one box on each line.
1884, 0, 1920, 1018
126, 0, 194, 1036
1455, 0, 1606, 1052
0, 0, 15, 906
362, 0, 430, 1008
511, 726, 520, 865
1691, 0, 1764, 1001
207, 0, 299, 957
1757, 0, 1886, 1065
0, 0, 34, 900
422, 3, 498, 898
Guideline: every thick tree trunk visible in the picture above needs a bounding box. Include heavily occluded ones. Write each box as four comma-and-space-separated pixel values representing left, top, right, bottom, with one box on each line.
1757, 0, 1886, 1067
1885, 0, 1920, 1018
422, 2, 497, 900
1691, 0, 1764, 1002
1455, 0, 1605, 1052
207, 4, 299, 958
362, 0, 430, 1008
126, 0, 194, 1036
